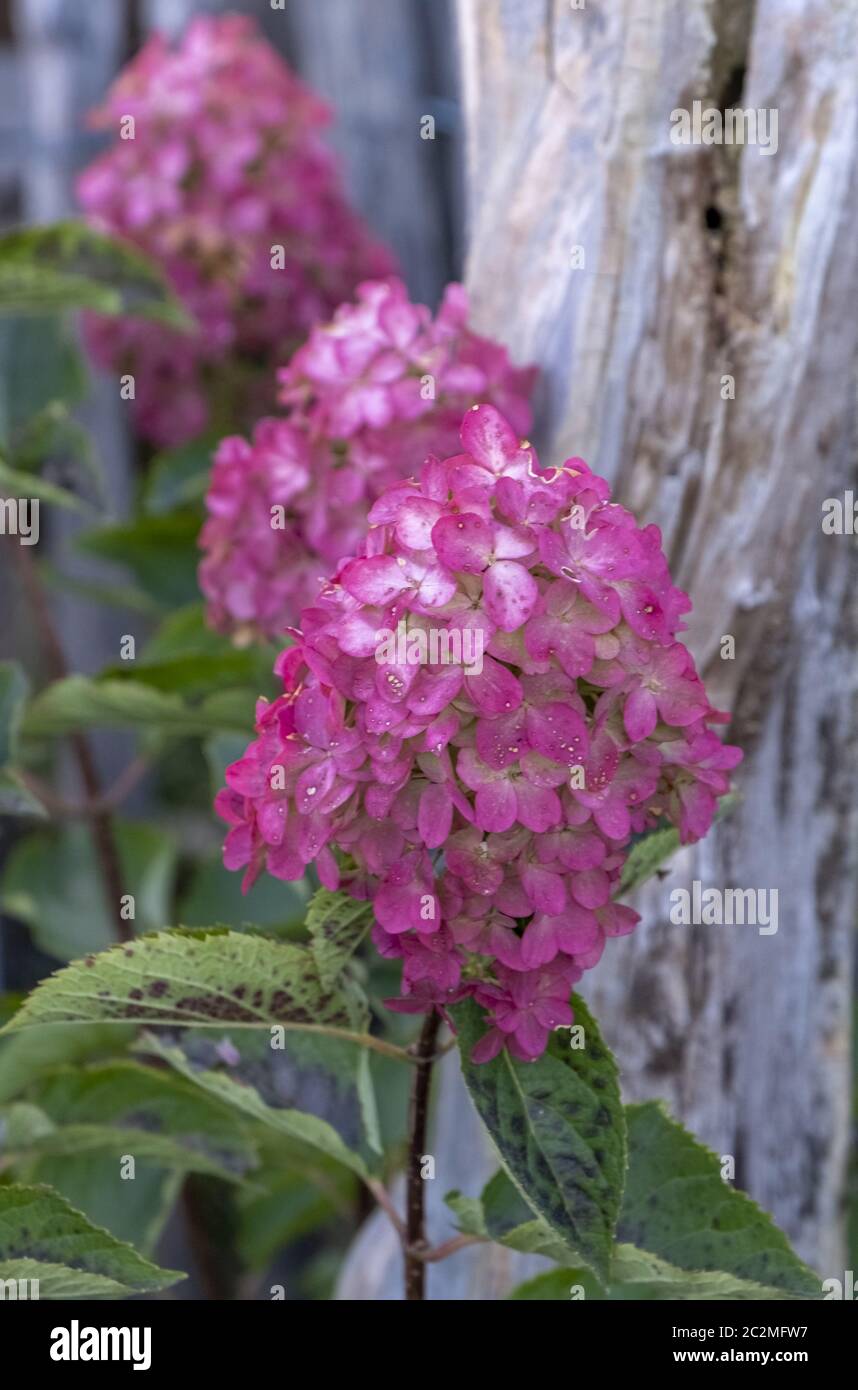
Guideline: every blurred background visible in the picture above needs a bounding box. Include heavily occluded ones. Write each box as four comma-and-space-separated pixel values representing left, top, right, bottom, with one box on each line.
0, 0, 855, 1299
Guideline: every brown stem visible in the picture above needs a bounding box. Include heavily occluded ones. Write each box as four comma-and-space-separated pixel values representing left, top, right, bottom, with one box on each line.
404, 1009, 441, 1301
18, 755, 150, 819
366, 1178, 406, 1237
12, 543, 132, 942
422, 1233, 485, 1263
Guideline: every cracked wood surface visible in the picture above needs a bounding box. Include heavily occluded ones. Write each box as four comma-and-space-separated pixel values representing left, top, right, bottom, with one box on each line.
457, 0, 858, 1273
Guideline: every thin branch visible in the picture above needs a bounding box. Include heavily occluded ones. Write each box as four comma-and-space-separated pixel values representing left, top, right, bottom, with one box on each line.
12, 543, 132, 943
404, 1009, 442, 1300
17, 754, 150, 819
421, 1233, 486, 1263
365, 1178, 405, 1238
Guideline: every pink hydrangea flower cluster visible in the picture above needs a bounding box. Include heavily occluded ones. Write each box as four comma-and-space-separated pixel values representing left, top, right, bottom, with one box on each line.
199, 278, 536, 639
216, 404, 741, 1062
76, 14, 395, 446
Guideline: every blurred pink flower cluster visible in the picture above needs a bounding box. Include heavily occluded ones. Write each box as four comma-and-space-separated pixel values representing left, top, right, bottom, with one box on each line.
216, 404, 741, 1061
76, 14, 395, 445
199, 278, 536, 640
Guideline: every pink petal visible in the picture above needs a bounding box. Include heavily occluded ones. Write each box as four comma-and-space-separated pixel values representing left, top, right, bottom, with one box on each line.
341, 555, 410, 605
624, 684, 658, 740
483, 560, 539, 632
431, 512, 493, 573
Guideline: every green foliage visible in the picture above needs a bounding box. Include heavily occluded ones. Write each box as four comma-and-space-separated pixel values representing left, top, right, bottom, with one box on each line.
619, 1101, 820, 1297
78, 510, 204, 609
0, 1059, 258, 1182
507, 1250, 805, 1301
445, 1170, 579, 1264
618, 824, 682, 895
0, 820, 177, 959
0, 316, 86, 442
452, 994, 625, 1284
140, 1029, 375, 1181
0, 222, 191, 327
305, 888, 374, 989
0, 928, 369, 1035
0, 662, 44, 817
21, 675, 256, 739
0, 1184, 183, 1298
143, 437, 217, 515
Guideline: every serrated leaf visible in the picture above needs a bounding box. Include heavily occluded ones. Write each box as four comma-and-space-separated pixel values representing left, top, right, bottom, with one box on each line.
1, 1060, 257, 1183
305, 889, 373, 989
0, 928, 368, 1034
508, 1267, 604, 1300
0, 1184, 183, 1297
0, 222, 192, 327
506, 1249, 805, 1301
609, 1244, 814, 1300
619, 1101, 820, 1297
140, 1032, 369, 1180
452, 995, 625, 1285
138, 1025, 382, 1167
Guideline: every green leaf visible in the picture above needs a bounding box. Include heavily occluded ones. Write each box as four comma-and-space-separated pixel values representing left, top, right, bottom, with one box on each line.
618, 825, 682, 896
0, 660, 28, 766
445, 1168, 578, 1264
0, 1184, 184, 1298
508, 1267, 603, 1300
179, 855, 308, 934
143, 436, 215, 515
0, 1101, 55, 1146
0, 317, 86, 443
78, 510, 202, 608
608, 1244, 814, 1300
619, 1101, 820, 1297
0, 928, 369, 1035
506, 1249, 804, 1301
0, 222, 192, 327
0, 1061, 257, 1183
305, 889, 373, 989
236, 1167, 353, 1269
103, 604, 278, 699
0, 770, 47, 818
0, 820, 177, 960
452, 994, 625, 1285
618, 794, 740, 897
21, 675, 255, 739
0, 457, 95, 514
0, 1022, 135, 1104
6, 402, 106, 515
141, 1031, 370, 1180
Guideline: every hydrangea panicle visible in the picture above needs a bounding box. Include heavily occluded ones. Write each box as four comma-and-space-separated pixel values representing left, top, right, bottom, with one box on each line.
216, 404, 742, 1061
199, 278, 536, 639
77, 14, 395, 445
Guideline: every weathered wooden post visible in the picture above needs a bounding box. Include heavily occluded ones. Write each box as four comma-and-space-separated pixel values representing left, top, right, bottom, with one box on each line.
456, 0, 858, 1276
